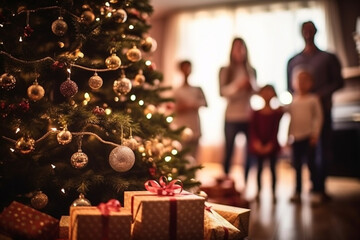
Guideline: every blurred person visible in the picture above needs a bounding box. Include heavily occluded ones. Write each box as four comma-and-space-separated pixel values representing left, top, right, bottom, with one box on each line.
287, 21, 344, 201
219, 37, 257, 184
249, 85, 283, 203
288, 69, 323, 204
172, 60, 207, 163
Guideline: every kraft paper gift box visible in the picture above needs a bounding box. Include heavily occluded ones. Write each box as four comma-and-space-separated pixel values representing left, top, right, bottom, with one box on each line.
205, 202, 250, 239
59, 215, 70, 239
69, 203, 132, 240
124, 191, 205, 240
204, 206, 241, 240
0, 201, 59, 240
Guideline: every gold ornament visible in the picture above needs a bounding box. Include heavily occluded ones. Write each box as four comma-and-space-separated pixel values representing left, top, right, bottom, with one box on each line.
81, 10, 95, 25
57, 129, 72, 145
141, 37, 157, 52
122, 137, 138, 150
113, 74, 132, 96
15, 137, 35, 154
113, 9, 127, 23
70, 150, 88, 169
31, 191, 48, 209
109, 146, 135, 172
0, 73, 16, 90
126, 46, 142, 62
71, 193, 91, 207
27, 80, 45, 101
88, 72, 103, 90
105, 53, 121, 69
51, 17, 68, 36
133, 69, 145, 86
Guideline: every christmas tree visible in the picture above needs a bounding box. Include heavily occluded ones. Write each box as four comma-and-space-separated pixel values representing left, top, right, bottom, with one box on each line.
0, 0, 201, 218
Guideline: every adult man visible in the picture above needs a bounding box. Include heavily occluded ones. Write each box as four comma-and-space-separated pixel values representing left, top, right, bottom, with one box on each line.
287, 21, 344, 202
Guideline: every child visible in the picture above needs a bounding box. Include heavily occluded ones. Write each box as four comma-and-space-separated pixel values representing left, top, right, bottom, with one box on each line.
249, 84, 283, 202
288, 69, 323, 203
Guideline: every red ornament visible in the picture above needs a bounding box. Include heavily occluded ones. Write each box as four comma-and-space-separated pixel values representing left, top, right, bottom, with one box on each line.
60, 78, 78, 98
149, 167, 156, 177
51, 61, 65, 70
24, 25, 34, 37
18, 100, 30, 112
92, 106, 105, 115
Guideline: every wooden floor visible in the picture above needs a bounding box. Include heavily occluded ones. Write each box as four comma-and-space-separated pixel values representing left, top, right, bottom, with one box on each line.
196, 160, 360, 240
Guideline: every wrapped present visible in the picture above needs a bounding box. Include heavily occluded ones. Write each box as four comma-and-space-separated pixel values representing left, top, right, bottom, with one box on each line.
59, 215, 69, 239
204, 205, 241, 240
0, 201, 59, 240
69, 199, 132, 240
205, 202, 250, 239
124, 177, 205, 240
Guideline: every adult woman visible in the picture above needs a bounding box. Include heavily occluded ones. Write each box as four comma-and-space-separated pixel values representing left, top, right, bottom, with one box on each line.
219, 37, 257, 183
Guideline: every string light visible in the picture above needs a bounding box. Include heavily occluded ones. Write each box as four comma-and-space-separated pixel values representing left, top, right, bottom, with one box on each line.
138, 100, 144, 106
105, 108, 112, 115
130, 94, 136, 101
129, 25, 134, 30
164, 156, 172, 162
15, 128, 20, 133
171, 149, 178, 155
61, 188, 66, 194
51, 164, 56, 169
166, 116, 173, 123
10, 148, 15, 152
145, 60, 151, 66
146, 113, 152, 119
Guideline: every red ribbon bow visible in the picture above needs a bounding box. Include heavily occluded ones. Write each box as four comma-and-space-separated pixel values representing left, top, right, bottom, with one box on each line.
144, 176, 183, 196
97, 199, 121, 216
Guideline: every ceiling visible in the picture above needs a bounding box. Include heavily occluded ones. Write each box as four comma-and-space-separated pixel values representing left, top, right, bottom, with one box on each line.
150, 0, 243, 18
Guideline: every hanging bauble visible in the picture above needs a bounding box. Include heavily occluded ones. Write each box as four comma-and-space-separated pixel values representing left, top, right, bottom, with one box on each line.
24, 25, 34, 38
181, 127, 194, 142
31, 191, 48, 209
15, 136, 35, 154
144, 104, 156, 115
57, 129, 72, 145
88, 72, 103, 90
51, 17, 68, 36
0, 73, 16, 90
126, 46, 142, 62
71, 193, 91, 207
105, 54, 121, 70
122, 137, 138, 150
113, 9, 127, 23
141, 37, 157, 52
70, 150, 88, 169
81, 10, 95, 25
113, 75, 132, 96
27, 81, 45, 101
109, 145, 135, 172
133, 69, 145, 86
60, 78, 78, 98
92, 106, 105, 115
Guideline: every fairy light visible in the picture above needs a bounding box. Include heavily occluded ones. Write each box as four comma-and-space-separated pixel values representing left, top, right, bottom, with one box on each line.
138, 100, 144, 106
61, 188, 66, 194
145, 60, 151, 66
96, 17, 100, 21
84, 92, 90, 101
10, 148, 15, 152
167, 176, 173, 181
114, 96, 119, 102
19, 36, 23, 42
15, 128, 20, 133
105, 108, 112, 115
146, 113, 152, 119
130, 94, 136, 101
51, 127, 57, 132
171, 149, 178, 155
166, 116, 173, 123
83, 100, 88, 105
51, 164, 56, 169
105, 2, 110, 7
164, 155, 172, 162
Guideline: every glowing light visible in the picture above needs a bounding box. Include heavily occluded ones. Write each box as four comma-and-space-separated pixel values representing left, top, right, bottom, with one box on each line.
279, 91, 293, 105
10, 148, 15, 152
250, 94, 264, 111
83, 100, 88, 105
166, 116, 173, 123
130, 94, 136, 101
61, 188, 66, 194
114, 97, 119, 102
105, 2, 110, 7
19, 36, 23, 42
51, 164, 56, 169
146, 113, 152, 119
164, 156, 172, 162
145, 60, 152, 66
15, 128, 20, 133
129, 25, 134, 29
96, 17, 100, 21
105, 108, 112, 115
142, 152, 146, 157
107, 12, 112, 17
171, 149, 178, 155
167, 176, 173, 181
138, 100, 144, 106
67, 68, 71, 74
84, 92, 90, 100
0, 24, 3, 27
51, 128, 57, 132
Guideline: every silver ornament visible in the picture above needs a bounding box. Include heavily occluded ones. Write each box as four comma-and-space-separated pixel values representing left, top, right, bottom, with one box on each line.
51, 17, 68, 36
71, 193, 91, 207
71, 150, 88, 169
105, 54, 121, 69
0, 73, 16, 90
113, 9, 127, 23
113, 75, 132, 96
31, 191, 48, 209
109, 146, 135, 172
126, 46, 142, 62
88, 72, 103, 90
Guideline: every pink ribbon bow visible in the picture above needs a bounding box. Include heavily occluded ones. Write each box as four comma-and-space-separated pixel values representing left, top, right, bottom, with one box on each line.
97, 199, 121, 216
144, 176, 183, 196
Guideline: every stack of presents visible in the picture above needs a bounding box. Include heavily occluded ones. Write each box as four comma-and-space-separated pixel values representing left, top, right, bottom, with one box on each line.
0, 178, 250, 240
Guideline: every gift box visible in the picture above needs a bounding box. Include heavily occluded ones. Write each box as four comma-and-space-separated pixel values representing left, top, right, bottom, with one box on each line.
204, 206, 241, 240
124, 191, 205, 240
0, 201, 59, 240
69, 201, 132, 240
205, 202, 250, 239
59, 215, 69, 239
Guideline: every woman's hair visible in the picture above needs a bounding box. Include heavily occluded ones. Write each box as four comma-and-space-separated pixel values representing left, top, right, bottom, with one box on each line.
259, 84, 277, 97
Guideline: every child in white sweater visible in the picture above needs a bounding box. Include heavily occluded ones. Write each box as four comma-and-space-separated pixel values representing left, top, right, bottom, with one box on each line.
288, 69, 323, 203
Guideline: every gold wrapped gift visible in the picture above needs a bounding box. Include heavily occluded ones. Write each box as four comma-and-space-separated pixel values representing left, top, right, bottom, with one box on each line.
69, 203, 132, 240
204, 206, 241, 240
59, 215, 70, 239
124, 191, 205, 240
205, 202, 250, 239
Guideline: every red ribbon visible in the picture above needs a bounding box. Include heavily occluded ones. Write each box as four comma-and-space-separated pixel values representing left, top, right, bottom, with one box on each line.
97, 199, 121, 240
144, 176, 183, 196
